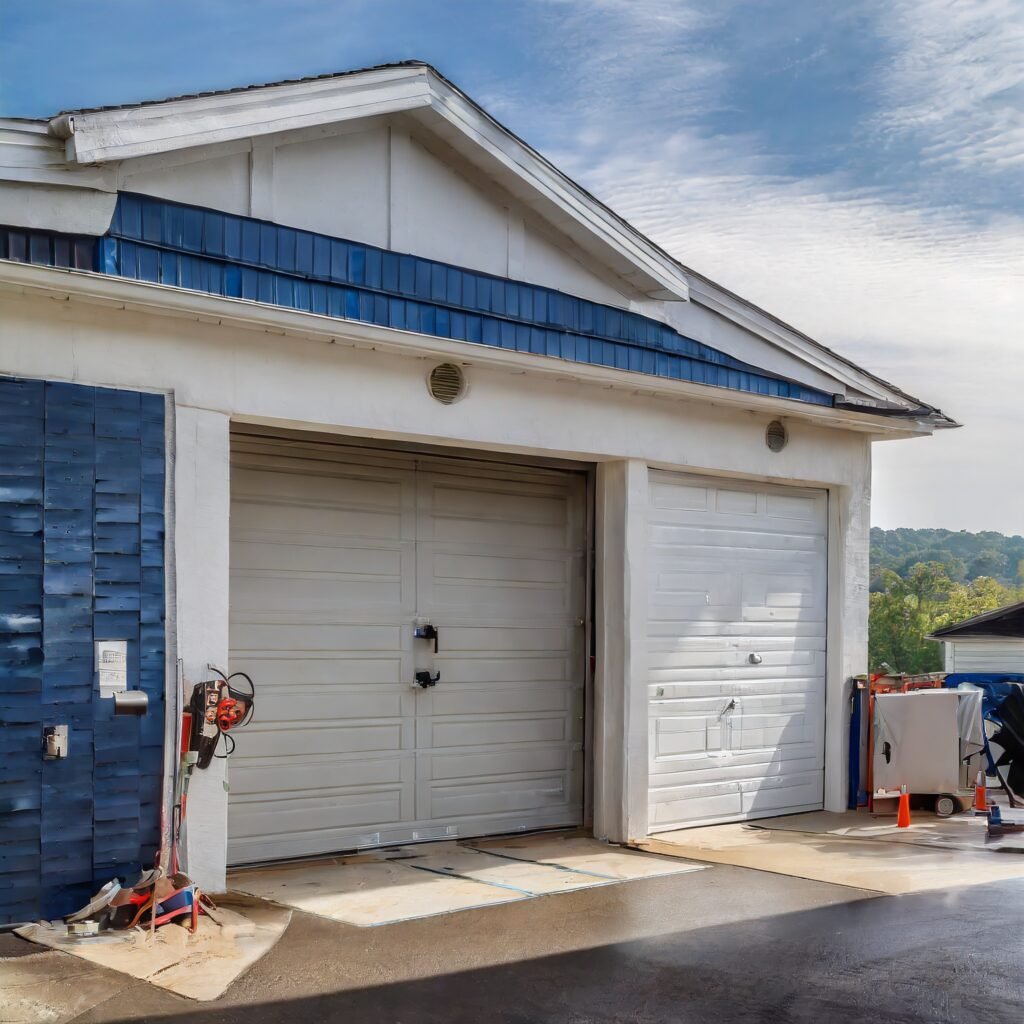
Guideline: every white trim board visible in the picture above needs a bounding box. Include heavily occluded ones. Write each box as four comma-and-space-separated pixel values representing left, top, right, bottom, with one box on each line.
0, 258, 938, 439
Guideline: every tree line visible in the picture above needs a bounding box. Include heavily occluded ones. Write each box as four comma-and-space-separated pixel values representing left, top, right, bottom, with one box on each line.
869, 528, 1024, 674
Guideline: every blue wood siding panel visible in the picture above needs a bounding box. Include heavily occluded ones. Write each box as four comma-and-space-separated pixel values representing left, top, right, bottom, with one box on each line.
0, 376, 165, 925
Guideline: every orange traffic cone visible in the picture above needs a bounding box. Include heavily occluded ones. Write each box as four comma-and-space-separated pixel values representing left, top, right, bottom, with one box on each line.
974, 770, 988, 813
897, 784, 911, 828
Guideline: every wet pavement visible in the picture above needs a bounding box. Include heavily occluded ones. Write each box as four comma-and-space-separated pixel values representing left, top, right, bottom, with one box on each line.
10, 861, 1024, 1023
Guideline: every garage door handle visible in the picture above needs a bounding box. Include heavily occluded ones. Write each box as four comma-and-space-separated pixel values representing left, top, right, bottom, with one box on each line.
414, 671, 441, 689
413, 623, 439, 653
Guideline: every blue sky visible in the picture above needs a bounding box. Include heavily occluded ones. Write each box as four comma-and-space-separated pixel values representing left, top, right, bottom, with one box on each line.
2, 1, 1022, 531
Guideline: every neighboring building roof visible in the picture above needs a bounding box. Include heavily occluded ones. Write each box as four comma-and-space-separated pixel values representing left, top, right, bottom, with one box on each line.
2, 61, 956, 427
929, 601, 1024, 640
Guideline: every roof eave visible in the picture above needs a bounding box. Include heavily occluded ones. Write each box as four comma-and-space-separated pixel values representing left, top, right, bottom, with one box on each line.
46, 63, 691, 304
0, 257, 940, 438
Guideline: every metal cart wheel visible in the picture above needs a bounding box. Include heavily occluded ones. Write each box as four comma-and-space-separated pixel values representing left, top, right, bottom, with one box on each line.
934, 794, 959, 818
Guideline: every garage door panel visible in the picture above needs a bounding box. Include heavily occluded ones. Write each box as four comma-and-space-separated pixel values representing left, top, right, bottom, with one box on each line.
231, 574, 405, 615
228, 447, 585, 864
650, 522, 825, 547
232, 500, 404, 543
232, 540, 405, 577
431, 551, 567, 585
647, 471, 827, 833
648, 675, 826, 702
423, 579, 572, 616
421, 714, 571, 749
423, 774, 575, 819
425, 683, 574, 717
230, 788, 410, 842
248, 688, 407, 723
649, 749, 823, 783
648, 646, 824, 672
765, 492, 824, 522
232, 464, 406, 507
435, 624, 571, 653
647, 619, 826, 639
650, 788, 742, 826
427, 746, 575, 781
229, 754, 411, 796
650, 706, 821, 760
243, 721, 409, 758
230, 622, 404, 651
434, 656, 568, 685
227, 655, 402, 686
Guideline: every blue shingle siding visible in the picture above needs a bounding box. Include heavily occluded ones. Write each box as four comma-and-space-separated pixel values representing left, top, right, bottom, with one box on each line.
0, 376, 165, 924
103, 194, 830, 405
0, 193, 833, 406
0, 226, 97, 272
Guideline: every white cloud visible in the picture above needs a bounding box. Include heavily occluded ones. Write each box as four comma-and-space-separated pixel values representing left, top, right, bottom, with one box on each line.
576, 152, 1024, 531
524, 0, 1024, 531
874, 0, 1024, 174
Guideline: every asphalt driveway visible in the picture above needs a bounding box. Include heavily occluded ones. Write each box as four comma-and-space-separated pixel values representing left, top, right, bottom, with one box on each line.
5, 860, 1023, 1023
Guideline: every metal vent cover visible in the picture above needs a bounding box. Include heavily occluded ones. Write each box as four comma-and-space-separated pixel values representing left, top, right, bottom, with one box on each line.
427, 363, 465, 405
765, 420, 788, 452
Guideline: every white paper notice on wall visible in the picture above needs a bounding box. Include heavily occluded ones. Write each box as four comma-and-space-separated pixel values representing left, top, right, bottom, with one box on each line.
96, 640, 128, 697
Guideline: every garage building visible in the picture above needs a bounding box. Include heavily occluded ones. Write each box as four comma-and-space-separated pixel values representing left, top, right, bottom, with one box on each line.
0, 63, 953, 922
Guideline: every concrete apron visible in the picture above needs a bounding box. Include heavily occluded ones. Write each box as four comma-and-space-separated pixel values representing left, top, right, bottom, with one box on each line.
7, 894, 291, 1014
229, 835, 704, 927
639, 810, 1024, 895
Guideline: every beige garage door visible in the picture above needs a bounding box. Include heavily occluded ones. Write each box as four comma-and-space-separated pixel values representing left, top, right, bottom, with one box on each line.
646, 470, 828, 832
226, 436, 586, 865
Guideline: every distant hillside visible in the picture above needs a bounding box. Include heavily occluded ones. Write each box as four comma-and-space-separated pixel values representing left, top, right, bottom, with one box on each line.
871, 527, 1024, 590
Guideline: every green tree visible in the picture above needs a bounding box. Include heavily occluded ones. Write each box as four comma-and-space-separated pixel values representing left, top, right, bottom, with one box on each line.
869, 567, 1024, 674
968, 548, 1009, 580
868, 563, 953, 674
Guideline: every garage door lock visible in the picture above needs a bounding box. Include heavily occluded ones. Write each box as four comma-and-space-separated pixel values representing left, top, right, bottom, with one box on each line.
413, 623, 440, 653
414, 671, 441, 689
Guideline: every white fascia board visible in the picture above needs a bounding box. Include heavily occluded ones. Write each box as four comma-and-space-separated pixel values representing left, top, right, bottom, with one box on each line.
687, 275, 920, 409
54, 67, 435, 164
0, 259, 936, 439
49, 66, 691, 303
0, 181, 117, 234
0, 121, 115, 191
420, 80, 690, 302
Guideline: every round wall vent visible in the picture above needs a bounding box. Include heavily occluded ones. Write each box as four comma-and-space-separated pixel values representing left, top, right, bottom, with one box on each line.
765, 420, 788, 452
427, 363, 465, 405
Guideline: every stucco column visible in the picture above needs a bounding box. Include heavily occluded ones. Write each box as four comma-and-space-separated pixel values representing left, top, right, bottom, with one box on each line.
823, 439, 872, 812
593, 459, 649, 843
174, 405, 231, 891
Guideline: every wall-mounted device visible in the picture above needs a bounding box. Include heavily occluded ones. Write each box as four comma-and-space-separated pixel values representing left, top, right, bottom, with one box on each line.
42, 725, 68, 761
96, 640, 128, 697
95, 639, 149, 715
187, 670, 255, 769
113, 691, 149, 716
414, 671, 441, 689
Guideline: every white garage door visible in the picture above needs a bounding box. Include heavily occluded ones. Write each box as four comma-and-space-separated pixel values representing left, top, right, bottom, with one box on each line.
647, 471, 827, 832
226, 437, 586, 865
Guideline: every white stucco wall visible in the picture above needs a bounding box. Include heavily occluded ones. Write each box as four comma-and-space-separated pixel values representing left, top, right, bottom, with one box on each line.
120, 150, 252, 218
113, 118, 639, 312
0, 284, 875, 886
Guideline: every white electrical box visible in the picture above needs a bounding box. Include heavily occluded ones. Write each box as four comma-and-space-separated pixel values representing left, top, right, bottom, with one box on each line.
96, 640, 128, 697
